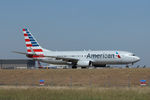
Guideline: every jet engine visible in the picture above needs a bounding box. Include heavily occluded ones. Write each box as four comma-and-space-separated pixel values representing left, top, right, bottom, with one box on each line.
77, 60, 92, 67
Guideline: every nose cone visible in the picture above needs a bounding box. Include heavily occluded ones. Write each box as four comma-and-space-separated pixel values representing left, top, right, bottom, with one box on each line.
134, 56, 140, 62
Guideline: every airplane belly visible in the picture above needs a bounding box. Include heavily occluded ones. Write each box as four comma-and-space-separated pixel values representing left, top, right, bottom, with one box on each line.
93, 59, 130, 65
40, 59, 69, 65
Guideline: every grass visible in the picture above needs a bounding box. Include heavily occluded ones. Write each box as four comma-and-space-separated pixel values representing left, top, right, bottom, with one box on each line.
0, 68, 150, 87
0, 86, 150, 100
0, 68, 150, 100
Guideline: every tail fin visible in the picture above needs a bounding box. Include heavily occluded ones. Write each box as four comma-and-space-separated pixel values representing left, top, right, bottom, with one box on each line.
22, 28, 45, 58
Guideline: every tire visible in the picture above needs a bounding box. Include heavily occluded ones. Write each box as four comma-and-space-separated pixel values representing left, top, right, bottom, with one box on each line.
72, 65, 77, 69
81, 67, 87, 69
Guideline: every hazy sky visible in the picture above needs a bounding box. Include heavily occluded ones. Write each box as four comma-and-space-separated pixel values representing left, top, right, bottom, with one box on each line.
0, 0, 150, 66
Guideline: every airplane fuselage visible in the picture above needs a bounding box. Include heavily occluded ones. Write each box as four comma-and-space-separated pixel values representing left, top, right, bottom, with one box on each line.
39, 50, 140, 67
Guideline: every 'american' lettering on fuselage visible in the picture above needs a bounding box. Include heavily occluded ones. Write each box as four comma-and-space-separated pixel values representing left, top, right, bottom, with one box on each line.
87, 53, 115, 59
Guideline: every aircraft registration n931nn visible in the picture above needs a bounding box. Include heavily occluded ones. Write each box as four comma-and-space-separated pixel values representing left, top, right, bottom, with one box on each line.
14, 28, 140, 68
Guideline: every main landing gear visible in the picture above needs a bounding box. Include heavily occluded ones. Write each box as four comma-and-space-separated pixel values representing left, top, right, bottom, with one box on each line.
126, 65, 129, 68
72, 65, 77, 69
126, 63, 134, 68
71, 65, 87, 69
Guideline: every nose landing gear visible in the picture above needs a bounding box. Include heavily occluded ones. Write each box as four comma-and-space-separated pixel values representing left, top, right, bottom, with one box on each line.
126, 65, 129, 68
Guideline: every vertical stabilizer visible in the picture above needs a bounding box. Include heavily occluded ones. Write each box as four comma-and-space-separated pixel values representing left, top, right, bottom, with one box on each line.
22, 28, 44, 58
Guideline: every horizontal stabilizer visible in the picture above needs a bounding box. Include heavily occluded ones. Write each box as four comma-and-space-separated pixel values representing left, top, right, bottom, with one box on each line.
12, 51, 28, 55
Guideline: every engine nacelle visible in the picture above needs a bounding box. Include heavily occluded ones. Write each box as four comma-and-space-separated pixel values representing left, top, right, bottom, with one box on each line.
77, 61, 92, 67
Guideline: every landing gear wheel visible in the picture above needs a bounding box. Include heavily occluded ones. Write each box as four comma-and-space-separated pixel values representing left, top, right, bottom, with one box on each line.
126, 65, 129, 68
72, 65, 77, 69
81, 67, 87, 69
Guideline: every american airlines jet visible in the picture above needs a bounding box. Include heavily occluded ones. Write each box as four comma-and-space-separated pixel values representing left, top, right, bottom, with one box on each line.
15, 28, 140, 68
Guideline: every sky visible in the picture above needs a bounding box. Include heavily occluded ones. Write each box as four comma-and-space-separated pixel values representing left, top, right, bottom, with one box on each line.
0, 0, 150, 66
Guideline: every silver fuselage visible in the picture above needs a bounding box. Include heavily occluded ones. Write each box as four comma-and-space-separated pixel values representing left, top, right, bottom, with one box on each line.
39, 50, 140, 66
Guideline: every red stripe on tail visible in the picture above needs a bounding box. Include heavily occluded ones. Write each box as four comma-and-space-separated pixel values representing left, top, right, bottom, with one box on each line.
27, 54, 45, 58
33, 54, 44, 58
24, 34, 28, 36
34, 49, 43, 52
25, 39, 30, 42
27, 49, 43, 52
23, 29, 26, 31
26, 44, 32, 47
27, 49, 32, 52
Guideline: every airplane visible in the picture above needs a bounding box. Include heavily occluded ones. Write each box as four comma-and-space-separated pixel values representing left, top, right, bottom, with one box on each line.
14, 28, 140, 68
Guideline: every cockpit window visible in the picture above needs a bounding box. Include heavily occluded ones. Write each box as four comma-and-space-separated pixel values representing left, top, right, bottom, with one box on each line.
132, 54, 135, 56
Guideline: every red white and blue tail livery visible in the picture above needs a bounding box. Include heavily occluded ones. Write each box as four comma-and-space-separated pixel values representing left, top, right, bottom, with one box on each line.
23, 28, 45, 58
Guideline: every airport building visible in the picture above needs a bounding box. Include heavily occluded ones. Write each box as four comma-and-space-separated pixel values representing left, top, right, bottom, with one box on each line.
0, 59, 35, 69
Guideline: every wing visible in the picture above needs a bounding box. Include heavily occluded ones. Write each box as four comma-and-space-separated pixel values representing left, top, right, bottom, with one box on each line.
13, 51, 79, 62
44, 55, 79, 62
